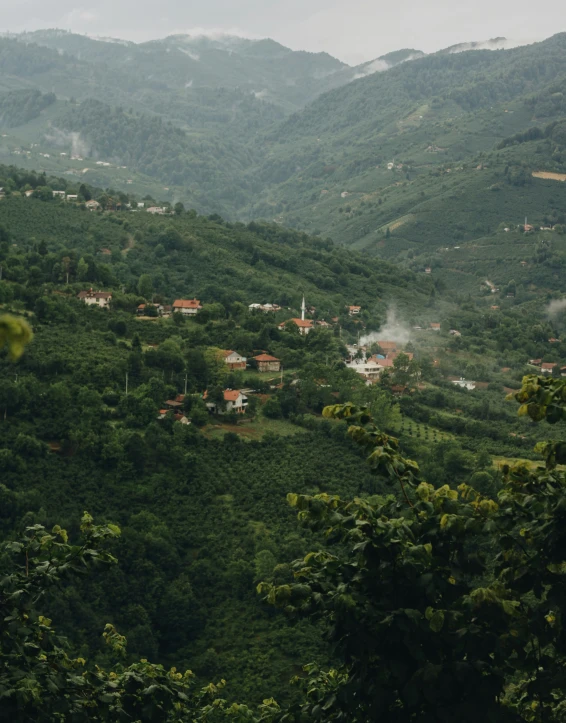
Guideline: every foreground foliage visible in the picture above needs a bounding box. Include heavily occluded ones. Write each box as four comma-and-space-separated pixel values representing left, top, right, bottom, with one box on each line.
258, 393, 566, 722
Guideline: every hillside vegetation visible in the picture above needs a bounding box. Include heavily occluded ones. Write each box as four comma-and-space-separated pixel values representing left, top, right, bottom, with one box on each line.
2, 31, 566, 230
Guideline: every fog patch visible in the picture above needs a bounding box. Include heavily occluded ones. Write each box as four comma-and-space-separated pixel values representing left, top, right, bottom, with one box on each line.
177, 47, 200, 61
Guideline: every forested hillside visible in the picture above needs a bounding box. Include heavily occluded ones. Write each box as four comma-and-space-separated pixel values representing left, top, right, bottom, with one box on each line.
1, 30, 566, 235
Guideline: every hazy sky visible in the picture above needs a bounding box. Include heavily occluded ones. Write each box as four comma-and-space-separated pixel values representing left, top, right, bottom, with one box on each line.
1, 0, 561, 64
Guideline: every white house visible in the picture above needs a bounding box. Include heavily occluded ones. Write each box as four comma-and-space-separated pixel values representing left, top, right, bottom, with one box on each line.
345, 358, 384, 382
173, 299, 202, 315
205, 389, 248, 414
77, 290, 112, 308
52, 191, 66, 198
249, 303, 281, 313
66, 194, 78, 202
450, 377, 476, 390
85, 199, 101, 211
222, 350, 247, 370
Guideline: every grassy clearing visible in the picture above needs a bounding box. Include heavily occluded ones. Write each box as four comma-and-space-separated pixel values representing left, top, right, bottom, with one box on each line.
204, 414, 307, 441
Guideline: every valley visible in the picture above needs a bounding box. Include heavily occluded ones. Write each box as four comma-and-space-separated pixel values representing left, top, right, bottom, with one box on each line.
2, 23, 566, 722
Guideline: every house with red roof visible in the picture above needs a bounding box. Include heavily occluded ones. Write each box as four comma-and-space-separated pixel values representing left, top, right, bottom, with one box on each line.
204, 389, 248, 414
541, 362, 556, 375
173, 298, 202, 315
348, 305, 362, 316
278, 318, 314, 336
253, 354, 281, 372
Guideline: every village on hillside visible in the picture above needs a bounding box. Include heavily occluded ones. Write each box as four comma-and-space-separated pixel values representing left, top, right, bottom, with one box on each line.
67, 283, 562, 434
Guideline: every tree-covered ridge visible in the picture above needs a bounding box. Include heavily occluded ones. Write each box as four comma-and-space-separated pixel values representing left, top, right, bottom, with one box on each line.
53, 99, 259, 209
0, 162, 430, 317
0, 89, 55, 129
4, 31, 566, 224
7, 29, 349, 113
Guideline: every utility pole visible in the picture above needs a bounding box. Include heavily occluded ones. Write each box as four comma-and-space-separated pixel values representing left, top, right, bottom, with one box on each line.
184, 373, 188, 396
125, 371, 129, 395
280, 365, 283, 387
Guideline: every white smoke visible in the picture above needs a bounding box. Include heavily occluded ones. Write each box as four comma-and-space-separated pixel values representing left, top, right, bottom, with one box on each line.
44, 128, 92, 159
547, 299, 566, 318
360, 308, 412, 346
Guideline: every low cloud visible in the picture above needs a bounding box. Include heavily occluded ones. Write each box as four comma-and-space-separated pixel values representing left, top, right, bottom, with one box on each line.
177, 47, 200, 60
353, 58, 389, 79
352, 52, 424, 79
446, 37, 528, 54
173, 27, 261, 41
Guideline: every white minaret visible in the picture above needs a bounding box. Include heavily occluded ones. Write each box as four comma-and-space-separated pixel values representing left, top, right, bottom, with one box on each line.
301, 295, 306, 321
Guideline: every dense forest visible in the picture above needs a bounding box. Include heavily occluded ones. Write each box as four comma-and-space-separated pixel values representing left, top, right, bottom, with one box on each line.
0, 89, 55, 129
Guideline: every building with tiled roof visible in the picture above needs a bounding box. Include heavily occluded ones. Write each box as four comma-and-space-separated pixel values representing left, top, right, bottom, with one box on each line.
172, 298, 202, 315
204, 389, 248, 414
222, 350, 247, 370
278, 318, 314, 336
77, 289, 112, 308
253, 354, 281, 372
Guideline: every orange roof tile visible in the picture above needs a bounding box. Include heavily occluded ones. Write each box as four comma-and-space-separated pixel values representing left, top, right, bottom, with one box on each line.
173, 299, 201, 309
253, 354, 280, 362
281, 318, 313, 328
224, 390, 242, 402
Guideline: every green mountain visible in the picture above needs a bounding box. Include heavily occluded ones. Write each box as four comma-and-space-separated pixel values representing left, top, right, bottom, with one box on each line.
8, 30, 348, 112
2, 29, 566, 289
3, 30, 564, 238
243, 34, 566, 246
